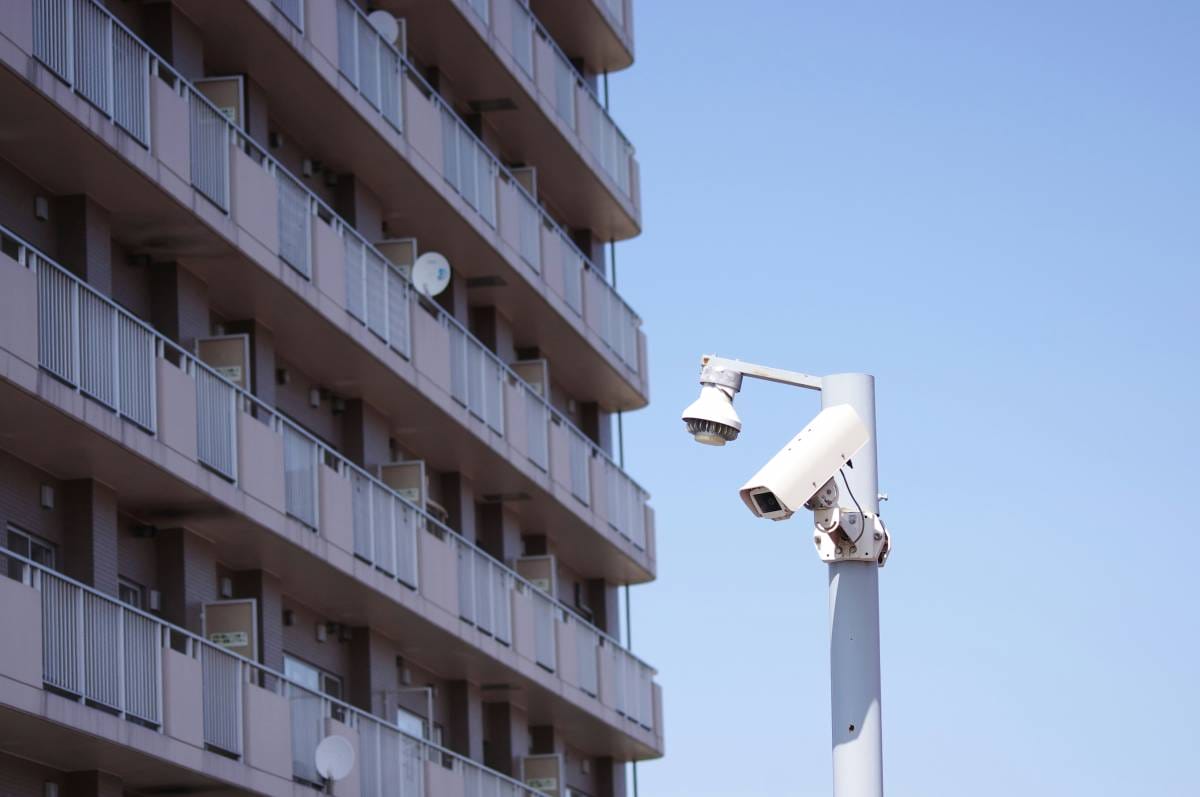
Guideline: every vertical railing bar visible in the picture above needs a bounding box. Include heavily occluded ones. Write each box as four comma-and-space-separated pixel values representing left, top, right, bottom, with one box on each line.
116, 602, 126, 717
104, 10, 114, 119
74, 584, 84, 701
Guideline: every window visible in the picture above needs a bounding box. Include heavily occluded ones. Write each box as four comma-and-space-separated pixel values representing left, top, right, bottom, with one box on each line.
118, 577, 144, 609
396, 706, 425, 739
284, 654, 344, 699
2, 524, 55, 580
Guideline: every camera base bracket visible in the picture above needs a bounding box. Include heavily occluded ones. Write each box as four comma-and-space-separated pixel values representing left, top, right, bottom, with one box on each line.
812, 508, 891, 566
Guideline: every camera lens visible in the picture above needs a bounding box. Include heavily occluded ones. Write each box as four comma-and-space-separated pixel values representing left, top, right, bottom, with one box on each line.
753, 491, 782, 514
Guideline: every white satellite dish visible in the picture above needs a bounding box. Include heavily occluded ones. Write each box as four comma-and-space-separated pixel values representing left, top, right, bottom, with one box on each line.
412, 252, 452, 297
367, 10, 401, 47
314, 735, 355, 782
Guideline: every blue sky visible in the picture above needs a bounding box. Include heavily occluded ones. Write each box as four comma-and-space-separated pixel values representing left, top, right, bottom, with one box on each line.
607, 1, 1200, 794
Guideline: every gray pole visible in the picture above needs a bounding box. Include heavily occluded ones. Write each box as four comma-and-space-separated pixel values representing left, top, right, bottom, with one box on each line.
820, 373, 883, 797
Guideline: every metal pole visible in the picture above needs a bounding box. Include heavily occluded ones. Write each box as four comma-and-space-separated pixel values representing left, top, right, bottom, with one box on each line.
820, 373, 883, 797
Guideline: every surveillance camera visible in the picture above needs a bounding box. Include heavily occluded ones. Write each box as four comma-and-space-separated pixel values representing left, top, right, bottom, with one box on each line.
681, 361, 743, 445
739, 404, 869, 520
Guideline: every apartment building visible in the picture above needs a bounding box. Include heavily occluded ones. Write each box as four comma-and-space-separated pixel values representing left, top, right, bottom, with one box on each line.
0, 1, 659, 796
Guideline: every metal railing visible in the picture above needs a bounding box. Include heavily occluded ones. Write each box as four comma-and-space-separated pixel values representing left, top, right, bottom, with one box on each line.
271, 0, 304, 32
495, 0, 636, 198
598, 0, 629, 36
531, 583, 557, 672
522, 383, 549, 471
33, 0, 151, 146
511, 178, 542, 272
188, 87, 231, 211
15, 261, 661, 729
603, 456, 647, 551
30, 0, 638, 379
465, 0, 490, 25
350, 465, 420, 589
34, 253, 158, 434
36, 563, 164, 726
7, 80, 651, 545
439, 105, 499, 228
276, 168, 312, 277
12, 0, 655, 646
2, 552, 552, 797
510, 0, 534, 77
574, 617, 599, 697
194, 364, 238, 481
456, 538, 514, 644
335, 0, 402, 131
19, 217, 650, 561
567, 424, 591, 506
448, 318, 506, 434
283, 423, 319, 528
29, 0, 643, 379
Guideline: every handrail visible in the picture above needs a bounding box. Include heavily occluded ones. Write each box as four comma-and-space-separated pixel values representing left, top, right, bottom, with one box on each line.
1, 550, 553, 796
527, 4, 634, 152
71, 7, 647, 493
1, 222, 655, 675
336, 0, 640, 323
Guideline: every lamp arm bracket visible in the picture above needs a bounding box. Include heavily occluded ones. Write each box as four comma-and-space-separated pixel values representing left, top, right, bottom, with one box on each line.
700, 354, 823, 392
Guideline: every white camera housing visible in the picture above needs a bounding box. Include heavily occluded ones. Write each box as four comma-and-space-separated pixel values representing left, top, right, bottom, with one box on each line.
739, 404, 869, 521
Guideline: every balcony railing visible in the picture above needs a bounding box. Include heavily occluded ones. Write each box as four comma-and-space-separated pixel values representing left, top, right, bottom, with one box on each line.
492, 0, 637, 197
33, 0, 151, 147
1, 552, 558, 797
270, 0, 304, 32
30, 0, 642, 379
3, 226, 658, 733
334, 0, 643, 374
24, 0, 652, 568
597, 0, 631, 40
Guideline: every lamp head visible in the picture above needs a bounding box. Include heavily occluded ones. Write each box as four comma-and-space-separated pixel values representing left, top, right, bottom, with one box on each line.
681, 362, 743, 446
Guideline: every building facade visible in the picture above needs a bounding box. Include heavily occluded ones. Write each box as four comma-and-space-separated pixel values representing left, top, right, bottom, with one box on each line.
0, 1, 658, 796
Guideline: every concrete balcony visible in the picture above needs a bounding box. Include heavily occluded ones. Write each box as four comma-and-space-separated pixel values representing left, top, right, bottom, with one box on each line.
0, 234, 663, 760
166, 0, 649, 404
0, 553, 602, 797
0, 2, 656, 583
531, 0, 635, 73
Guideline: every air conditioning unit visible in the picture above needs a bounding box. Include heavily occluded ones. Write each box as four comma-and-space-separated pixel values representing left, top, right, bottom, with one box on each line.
374, 238, 418, 280
520, 754, 563, 797
511, 166, 538, 199
515, 555, 556, 596
194, 75, 245, 126
425, 498, 450, 527
196, 334, 251, 390
511, 359, 549, 396
377, 460, 426, 509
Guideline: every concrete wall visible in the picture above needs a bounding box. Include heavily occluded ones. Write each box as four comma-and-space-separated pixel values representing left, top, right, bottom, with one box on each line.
0, 449, 66, 547
281, 595, 354, 683
0, 753, 64, 797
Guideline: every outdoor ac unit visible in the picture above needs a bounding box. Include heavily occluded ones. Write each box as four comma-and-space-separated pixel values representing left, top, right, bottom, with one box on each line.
520, 754, 564, 797
196, 334, 251, 390
378, 460, 426, 509
515, 555, 556, 596
511, 166, 538, 199
194, 75, 245, 126
511, 359, 549, 397
374, 238, 418, 280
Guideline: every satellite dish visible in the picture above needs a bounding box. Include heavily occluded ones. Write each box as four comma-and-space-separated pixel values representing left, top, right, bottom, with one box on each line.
412, 252, 452, 297
367, 11, 401, 46
314, 735, 355, 782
